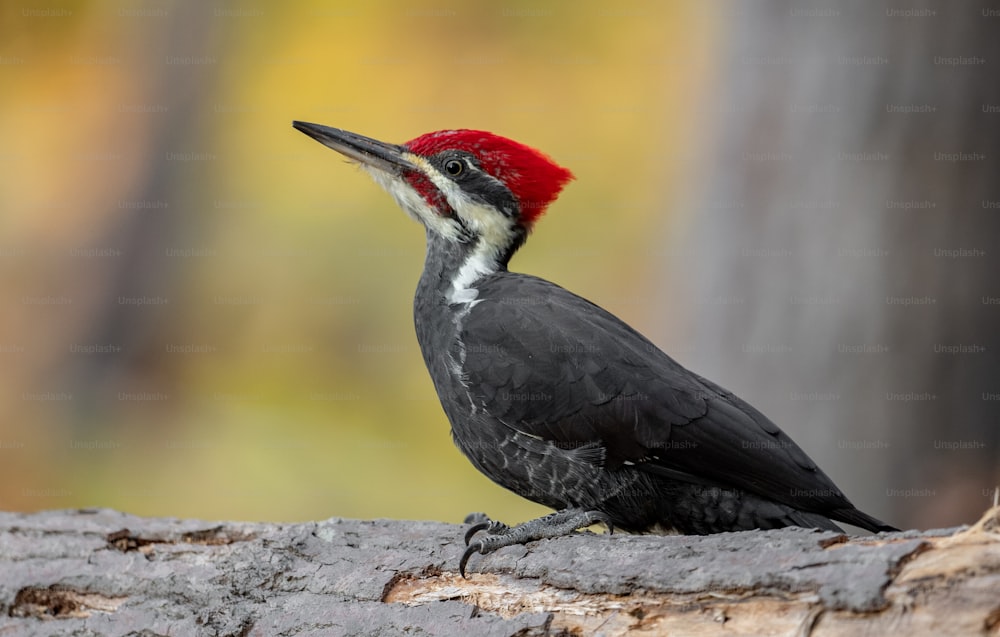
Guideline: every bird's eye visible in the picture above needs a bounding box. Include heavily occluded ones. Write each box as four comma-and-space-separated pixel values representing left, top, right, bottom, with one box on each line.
444, 159, 464, 176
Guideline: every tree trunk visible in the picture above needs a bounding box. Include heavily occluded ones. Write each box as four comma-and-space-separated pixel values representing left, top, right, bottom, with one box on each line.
665, 0, 1000, 531
2, 507, 997, 636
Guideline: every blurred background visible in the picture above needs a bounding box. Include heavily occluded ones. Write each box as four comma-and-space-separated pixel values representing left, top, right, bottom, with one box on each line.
0, 1, 996, 532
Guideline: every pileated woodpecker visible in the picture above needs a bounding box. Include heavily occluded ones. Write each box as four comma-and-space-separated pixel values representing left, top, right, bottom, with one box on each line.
292, 121, 898, 576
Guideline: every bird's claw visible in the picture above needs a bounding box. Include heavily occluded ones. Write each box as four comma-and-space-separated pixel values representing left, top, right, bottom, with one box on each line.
463, 521, 491, 545
459, 508, 612, 578
460, 514, 515, 577
459, 540, 485, 578
463, 513, 511, 545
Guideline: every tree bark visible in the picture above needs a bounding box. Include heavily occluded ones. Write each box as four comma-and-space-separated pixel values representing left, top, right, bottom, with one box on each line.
2, 507, 998, 636
664, 0, 1000, 532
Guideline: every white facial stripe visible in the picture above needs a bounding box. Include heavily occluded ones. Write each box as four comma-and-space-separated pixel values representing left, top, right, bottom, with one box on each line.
366, 153, 516, 304
362, 161, 462, 242
401, 154, 512, 245
440, 193, 515, 304
403, 157, 519, 303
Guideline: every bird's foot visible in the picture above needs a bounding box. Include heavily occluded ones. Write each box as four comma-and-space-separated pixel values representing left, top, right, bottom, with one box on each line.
459, 508, 613, 577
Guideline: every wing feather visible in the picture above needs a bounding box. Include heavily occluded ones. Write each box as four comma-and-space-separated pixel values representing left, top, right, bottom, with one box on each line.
460, 273, 855, 513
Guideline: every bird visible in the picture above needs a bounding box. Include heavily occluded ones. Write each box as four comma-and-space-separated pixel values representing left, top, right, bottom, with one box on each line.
292, 121, 899, 576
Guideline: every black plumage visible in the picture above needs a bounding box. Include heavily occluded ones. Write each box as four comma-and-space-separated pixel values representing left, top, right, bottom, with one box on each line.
415, 242, 894, 538
292, 121, 898, 577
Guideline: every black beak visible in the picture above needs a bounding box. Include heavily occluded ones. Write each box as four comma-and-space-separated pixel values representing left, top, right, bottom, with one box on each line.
292, 121, 417, 174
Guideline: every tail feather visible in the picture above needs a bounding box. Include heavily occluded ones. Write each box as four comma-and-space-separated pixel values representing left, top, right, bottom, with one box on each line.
787, 510, 845, 533
830, 508, 899, 533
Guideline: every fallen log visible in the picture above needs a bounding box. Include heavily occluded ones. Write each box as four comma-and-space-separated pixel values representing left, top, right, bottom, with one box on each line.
1, 507, 997, 636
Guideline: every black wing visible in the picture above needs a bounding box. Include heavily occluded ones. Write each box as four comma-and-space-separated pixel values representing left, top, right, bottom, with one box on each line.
460, 273, 865, 520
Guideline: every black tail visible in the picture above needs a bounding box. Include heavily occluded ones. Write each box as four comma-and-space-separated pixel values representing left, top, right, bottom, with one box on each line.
830, 508, 899, 533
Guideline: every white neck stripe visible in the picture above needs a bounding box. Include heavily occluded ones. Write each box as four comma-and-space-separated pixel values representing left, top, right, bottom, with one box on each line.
448, 241, 499, 305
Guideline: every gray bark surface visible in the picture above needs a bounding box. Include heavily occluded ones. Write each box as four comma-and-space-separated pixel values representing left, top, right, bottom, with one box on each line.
2, 508, 997, 636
